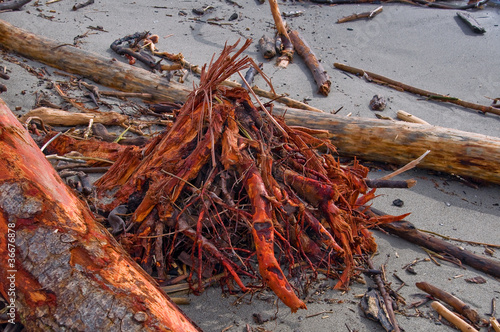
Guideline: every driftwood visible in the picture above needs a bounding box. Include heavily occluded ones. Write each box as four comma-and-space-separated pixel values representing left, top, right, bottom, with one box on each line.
416, 281, 480, 324
0, 19, 321, 113
334, 63, 500, 116
274, 107, 500, 185
19, 107, 128, 127
337, 6, 383, 23
0, 99, 200, 331
1, 20, 500, 185
288, 30, 331, 96
369, 208, 500, 279
0, 0, 31, 11
0, 19, 191, 104
431, 301, 479, 332
268, 0, 294, 67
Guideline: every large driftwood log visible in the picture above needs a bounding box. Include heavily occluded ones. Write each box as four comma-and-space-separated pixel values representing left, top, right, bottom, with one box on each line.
0, 99, 200, 331
1, 19, 499, 185
273, 107, 500, 185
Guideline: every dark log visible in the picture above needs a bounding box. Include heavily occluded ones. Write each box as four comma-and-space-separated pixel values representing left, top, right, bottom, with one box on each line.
369, 208, 500, 279
0, 98, 201, 331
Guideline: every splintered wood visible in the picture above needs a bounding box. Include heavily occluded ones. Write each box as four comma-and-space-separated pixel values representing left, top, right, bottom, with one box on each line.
86, 41, 407, 312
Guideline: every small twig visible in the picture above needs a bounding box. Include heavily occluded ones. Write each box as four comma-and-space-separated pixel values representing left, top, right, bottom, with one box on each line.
40, 131, 62, 152
367, 258, 401, 332
417, 228, 500, 249
337, 6, 383, 23
305, 310, 334, 318
238, 71, 289, 138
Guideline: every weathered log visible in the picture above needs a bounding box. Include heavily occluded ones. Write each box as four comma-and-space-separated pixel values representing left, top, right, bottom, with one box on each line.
273, 107, 500, 185
0, 98, 200, 331
0, 19, 190, 104
1, 19, 499, 185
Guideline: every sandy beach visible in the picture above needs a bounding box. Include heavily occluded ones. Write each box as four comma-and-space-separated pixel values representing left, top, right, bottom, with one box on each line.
1, 1, 499, 331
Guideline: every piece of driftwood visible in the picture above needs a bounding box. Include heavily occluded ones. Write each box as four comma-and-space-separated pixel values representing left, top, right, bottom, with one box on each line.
416, 281, 480, 324
0, 99, 200, 331
359, 288, 395, 331
334, 63, 500, 116
0, 19, 191, 104
368, 208, 500, 279
259, 35, 276, 59
0, 0, 31, 11
288, 30, 331, 96
396, 110, 430, 125
456, 12, 486, 34
431, 301, 479, 332
19, 107, 128, 127
268, 0, 294, 67
367, 258, 401, 332
337, 6, 383, 23
273, 107, 500, 185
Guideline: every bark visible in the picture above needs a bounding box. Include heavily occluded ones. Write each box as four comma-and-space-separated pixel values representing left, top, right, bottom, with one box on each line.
0, 98, 200, 331
288, 30, 331, 96
273, 107, 500, 185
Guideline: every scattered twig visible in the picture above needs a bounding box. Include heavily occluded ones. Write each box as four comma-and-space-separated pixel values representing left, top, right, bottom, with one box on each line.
417, 229, 500, 249
334, 63, 500, 116
367, 258, 401, 332
379, 150, 430, 180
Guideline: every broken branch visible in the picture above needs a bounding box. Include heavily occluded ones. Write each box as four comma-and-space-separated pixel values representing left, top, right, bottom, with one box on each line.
334, 62, 500, 116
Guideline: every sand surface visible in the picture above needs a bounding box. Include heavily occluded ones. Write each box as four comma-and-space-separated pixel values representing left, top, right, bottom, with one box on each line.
1, 1, 499, 331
